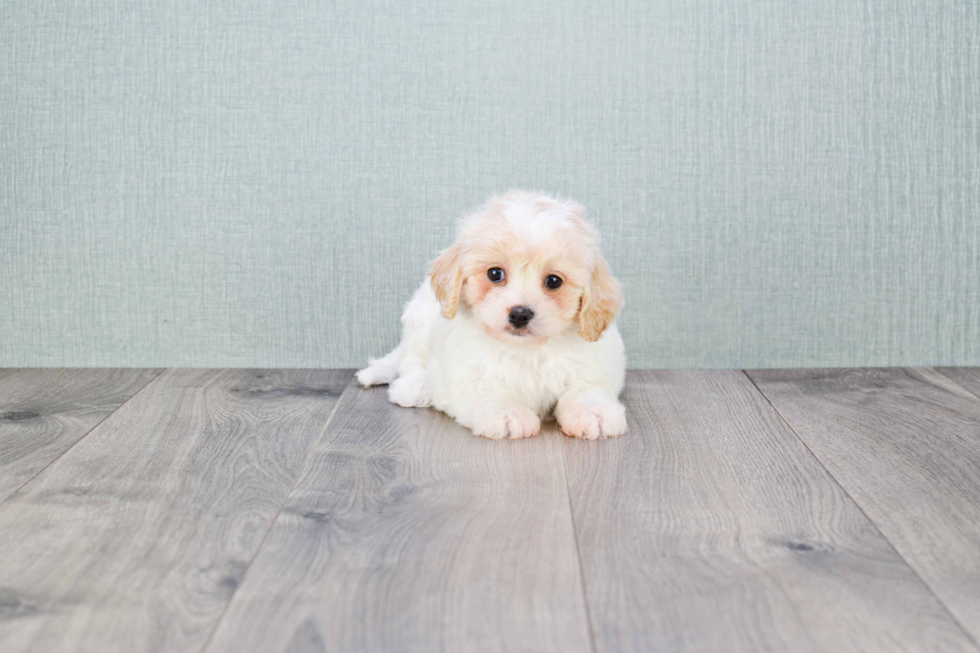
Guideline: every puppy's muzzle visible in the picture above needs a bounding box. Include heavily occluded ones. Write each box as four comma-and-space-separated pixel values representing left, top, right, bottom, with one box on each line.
508, 306, 534, 329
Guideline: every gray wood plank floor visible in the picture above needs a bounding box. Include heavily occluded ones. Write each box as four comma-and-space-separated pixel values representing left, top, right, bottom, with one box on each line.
749, 368, 980, 646
0, 368, 162, 504
1, 368, 980, 652
205, 383, 591, 653
937, 367, 980, 401
0, 369, 352, 653
563, 370, 976, 653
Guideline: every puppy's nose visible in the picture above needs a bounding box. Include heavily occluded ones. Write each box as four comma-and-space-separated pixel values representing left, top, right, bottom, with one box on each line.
508, 305, 534, 328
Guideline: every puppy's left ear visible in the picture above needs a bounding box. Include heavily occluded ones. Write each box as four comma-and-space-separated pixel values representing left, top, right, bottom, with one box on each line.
429, 243, 464, 319
577, 257, 624, 342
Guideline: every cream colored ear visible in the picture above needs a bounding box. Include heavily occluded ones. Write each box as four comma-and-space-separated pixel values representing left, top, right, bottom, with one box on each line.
429, 243, 464, 319
577, 258, 624, 342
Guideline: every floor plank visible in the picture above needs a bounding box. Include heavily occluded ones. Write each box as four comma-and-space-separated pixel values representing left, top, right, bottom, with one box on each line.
204, 384, 592, 653
748, 368, 980, 646
0, 368, 162, 504
936, 367, 980, 400
563, 370, 977, 653
0, 368, 352, 653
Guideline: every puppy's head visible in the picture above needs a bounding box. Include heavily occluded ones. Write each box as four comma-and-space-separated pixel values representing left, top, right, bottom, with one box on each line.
430, 191, 623, 344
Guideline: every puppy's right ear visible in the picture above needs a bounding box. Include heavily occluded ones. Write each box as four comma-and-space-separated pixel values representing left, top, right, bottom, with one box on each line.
577, 257, 624, 342
429, 243, 464, 319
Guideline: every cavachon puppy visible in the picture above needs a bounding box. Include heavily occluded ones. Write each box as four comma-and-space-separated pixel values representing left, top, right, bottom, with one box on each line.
357, 191, 627, 440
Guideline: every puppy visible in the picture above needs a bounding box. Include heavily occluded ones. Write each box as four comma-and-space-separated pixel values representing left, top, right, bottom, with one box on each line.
357, 191, 627, 440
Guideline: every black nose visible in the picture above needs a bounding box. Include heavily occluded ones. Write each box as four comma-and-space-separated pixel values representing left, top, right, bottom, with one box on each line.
508, 305, 534, 328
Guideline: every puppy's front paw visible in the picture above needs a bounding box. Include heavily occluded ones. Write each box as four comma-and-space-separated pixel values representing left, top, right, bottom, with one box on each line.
559, 399, 626, 439
472, 405, 541, 440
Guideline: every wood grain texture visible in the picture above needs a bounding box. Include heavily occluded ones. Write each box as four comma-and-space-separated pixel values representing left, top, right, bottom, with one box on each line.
204, 384, 591, 653
749, 368, 980, 645
0, 368, 352, 653
563, 370, 977, 653
0, 368, 162, 503
936, 368, 980, 400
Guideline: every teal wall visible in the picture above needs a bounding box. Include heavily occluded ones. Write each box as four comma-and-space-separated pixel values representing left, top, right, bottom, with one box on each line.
2, 1, 978, 369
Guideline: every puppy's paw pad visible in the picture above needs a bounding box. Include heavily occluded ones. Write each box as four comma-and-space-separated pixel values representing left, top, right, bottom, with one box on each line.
473, 406, 541, 440
560, 401, 626, 439
387, 376, 432, 408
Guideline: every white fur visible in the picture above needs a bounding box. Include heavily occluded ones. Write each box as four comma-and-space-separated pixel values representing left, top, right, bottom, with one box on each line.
357, 191, 627, 440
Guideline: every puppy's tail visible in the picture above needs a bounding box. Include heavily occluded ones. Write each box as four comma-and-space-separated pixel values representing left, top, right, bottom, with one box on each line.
356, 344, 403, 387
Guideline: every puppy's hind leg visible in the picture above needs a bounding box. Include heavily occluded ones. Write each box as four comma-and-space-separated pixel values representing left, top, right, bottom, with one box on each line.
356, 344, 403, 387
360, 278, 438, 393
388, 371, 432, 408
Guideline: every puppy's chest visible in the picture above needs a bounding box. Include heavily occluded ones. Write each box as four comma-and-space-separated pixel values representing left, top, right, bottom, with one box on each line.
472, 345, 572, 402
434, 322, 582, 403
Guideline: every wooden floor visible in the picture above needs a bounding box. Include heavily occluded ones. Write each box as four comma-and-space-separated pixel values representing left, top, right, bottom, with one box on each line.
2, 369, 980, 653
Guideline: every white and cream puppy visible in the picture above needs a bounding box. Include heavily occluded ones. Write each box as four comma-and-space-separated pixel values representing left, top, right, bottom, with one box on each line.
357, 191, 627, 440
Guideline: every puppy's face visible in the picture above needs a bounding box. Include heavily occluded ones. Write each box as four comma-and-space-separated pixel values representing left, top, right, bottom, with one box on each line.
430, 192, 623, 344
460, 236, 587, 343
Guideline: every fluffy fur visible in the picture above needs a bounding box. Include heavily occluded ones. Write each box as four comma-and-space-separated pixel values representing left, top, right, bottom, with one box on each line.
357, 191, 627, 440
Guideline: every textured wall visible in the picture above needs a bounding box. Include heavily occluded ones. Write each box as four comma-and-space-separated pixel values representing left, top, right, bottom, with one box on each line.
1, 0, 978, 369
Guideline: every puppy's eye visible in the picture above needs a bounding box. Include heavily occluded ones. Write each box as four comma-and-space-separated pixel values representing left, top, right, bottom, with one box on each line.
544, 274, 563, 290
487, 267, 505, 283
